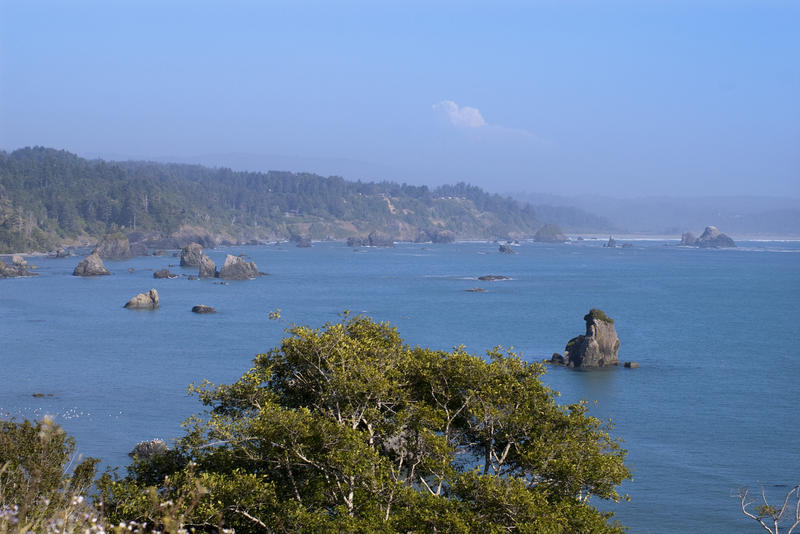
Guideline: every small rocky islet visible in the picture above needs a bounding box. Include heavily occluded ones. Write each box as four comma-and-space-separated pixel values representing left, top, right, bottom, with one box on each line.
0, 255, 38, 278
549, 309, 638, 369
123, 289, 159, 310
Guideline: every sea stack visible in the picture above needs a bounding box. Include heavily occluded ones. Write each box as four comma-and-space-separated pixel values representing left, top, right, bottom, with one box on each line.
217, 254, 259, 280
198, 254, 217, 278
0, 256, 37, 278
562, 309, 621, 368
180, 242, 204, 267
124, 289, 159, 309
72, 252, 111, 276
680, 226, 736, 248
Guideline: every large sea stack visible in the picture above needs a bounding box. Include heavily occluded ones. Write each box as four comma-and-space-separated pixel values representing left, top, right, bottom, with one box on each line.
217, 254, 259, 280
198, 254, 217, 278
73, 252, 110, 276
680, 226, 736, 248
562, 309, 620, 368
180, 243, 204, 267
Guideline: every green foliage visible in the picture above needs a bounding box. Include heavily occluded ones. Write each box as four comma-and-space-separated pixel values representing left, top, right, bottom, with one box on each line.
0, 416, 99, 532
585, 309, 614, 324
102, 316, 630, 533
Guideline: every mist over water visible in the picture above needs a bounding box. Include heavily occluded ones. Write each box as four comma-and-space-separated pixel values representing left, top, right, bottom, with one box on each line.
2, 240, 798, 532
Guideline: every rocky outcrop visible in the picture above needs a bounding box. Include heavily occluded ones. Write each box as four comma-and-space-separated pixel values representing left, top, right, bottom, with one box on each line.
562, 309, 620, 368
534, 224, 568, 243
478, 275, 509, 281
217, 254, 259, 280
368, 231, 395, 247
73, 252, 111, 276
604, 236, 616, 248
681, 226, 736, 248
124, 289, 159, 309
198, 254, 217, 278
180, 243, 204, 267
346, 237, 365, 247
94, 233, 133, 260
498, 244, 516, 254
153, 268, 179, 279
129, 439, 168, 458
296, 236, 312, 248
191, 305, 217, 314
0, 257, 37, 278
696, 226, 736, 248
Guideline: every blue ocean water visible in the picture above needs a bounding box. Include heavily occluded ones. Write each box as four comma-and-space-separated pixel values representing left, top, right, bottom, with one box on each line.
1, 239, 799, 533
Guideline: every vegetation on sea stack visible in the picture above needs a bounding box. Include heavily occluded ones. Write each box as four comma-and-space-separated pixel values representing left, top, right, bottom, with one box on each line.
585, 308, 614, 324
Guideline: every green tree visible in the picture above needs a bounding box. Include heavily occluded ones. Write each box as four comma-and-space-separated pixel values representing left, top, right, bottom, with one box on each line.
0, 416, 99, 531
100, 315, 630, 533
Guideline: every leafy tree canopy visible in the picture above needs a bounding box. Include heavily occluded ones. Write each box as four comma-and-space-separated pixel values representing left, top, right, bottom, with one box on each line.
101, 315, 630, 533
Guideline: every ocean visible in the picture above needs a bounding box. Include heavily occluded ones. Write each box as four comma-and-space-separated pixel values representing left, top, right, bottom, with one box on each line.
1, 239, 798, 533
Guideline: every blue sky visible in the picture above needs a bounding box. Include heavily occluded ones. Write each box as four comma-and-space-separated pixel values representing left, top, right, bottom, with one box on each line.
1, 0, 798, 197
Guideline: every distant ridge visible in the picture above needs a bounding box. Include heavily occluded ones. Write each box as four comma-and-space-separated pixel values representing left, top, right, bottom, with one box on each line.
0, 146, 602, 253
515, 192, 800, 237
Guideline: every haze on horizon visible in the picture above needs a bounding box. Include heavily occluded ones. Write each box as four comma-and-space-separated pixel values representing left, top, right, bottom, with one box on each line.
1, 0, 798, 199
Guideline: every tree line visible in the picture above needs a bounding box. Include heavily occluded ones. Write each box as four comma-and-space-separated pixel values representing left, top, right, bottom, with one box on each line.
0, 147, 547, 253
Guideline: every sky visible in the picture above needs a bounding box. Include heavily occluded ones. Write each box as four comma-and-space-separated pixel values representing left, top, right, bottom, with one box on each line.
1, 0, 798, 197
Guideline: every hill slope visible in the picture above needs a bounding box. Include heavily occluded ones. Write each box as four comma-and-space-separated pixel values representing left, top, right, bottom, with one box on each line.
0, 147, 555, 252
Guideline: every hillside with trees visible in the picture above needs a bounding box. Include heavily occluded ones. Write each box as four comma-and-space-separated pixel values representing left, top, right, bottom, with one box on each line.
0, 147, 604, 253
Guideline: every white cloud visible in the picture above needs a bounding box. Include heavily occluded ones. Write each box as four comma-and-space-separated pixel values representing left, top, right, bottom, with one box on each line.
433, 100, 487, 128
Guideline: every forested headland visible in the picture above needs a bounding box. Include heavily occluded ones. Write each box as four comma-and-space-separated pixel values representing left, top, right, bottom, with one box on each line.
0, 147, 607, 253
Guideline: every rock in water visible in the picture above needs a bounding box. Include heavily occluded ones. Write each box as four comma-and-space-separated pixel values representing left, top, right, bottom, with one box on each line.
0, 258, 38, 278
180, 243, 204, 267
153, 268, 179, 279
72, 252, 111, 276
198, 254, 217, 278
296, 236, 312, 248
563, 309, 620, 368
94, 233, 133, 260
680, 227, 735, 248
217, 254, 259, 280
604, 236, 617, 248
124, 289, 159, 309
478, 274, 509, 281
696, 226, 736, 248
129, 439, 168, 458
498, 244, 516, 254
192, 305, 217, 314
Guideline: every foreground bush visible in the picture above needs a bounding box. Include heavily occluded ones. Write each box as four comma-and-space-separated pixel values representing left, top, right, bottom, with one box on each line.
0, 417, 99, 533
101, 315, 631, 533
